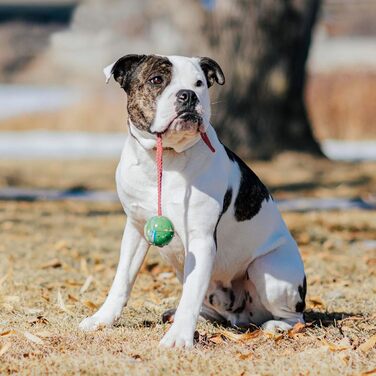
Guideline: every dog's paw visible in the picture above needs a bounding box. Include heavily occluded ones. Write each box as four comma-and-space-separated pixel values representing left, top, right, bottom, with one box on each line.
159, 324, 194, 348
79, 314, 115, 331
261, 319, 293, 333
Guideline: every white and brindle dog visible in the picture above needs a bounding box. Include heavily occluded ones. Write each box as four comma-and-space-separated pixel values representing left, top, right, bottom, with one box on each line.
79, 54, 306, 348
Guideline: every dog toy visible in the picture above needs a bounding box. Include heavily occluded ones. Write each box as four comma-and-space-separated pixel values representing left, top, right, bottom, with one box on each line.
144, 131, 215, 247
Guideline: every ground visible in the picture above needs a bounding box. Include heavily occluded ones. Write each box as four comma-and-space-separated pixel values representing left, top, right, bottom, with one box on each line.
0, 155, 375, 375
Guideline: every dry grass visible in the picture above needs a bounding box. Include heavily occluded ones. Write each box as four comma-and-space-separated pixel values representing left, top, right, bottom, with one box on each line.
0, 153, 375, 200
0, 158, 375, 375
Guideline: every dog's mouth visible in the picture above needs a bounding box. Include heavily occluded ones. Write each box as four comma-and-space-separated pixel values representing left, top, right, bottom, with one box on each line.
176, 111, 202, 123
164, 111, 203, 133
157, 111, 215, 153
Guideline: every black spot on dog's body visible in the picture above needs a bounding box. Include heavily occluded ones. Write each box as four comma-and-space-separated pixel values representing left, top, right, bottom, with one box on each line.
224, 146, 270, 222
209, 294, 214, 306
233, 298, 246, 314
213, 188, 233, 248
295, 276, 307, 313
245, 291, 253, 304
227, 289, 235, 311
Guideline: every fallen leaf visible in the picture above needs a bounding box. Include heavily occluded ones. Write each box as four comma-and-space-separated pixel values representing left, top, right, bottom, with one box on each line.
41, 258, 62, 269
359, 334, 376, 353
94, 264, 106, 273
339, 352, 350, 365
68, 294, 79, 302
208, 334, 224, 344
308, 296, 325, 309
28, 316, 49, 325
23, 331, 44, 345
0, 342, 10, 356
0, 330, 16, 337
361, 368, 376, 375
82, 300, 98, 310
131, 354, 142, 361
80, 275, 94, 294
64, 279, 82, 287
288, 322, 306, 337
264, 331, 283, 341
218, 328, 262, 343
322, 339, 351, 352
236, 351, 253, 360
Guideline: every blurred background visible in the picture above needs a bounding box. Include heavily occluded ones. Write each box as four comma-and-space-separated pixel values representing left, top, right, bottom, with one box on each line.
0, 0, 375, 204
0, 3, 376, 372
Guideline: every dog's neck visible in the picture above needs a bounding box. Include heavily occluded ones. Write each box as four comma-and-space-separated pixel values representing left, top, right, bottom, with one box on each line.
127, 120, 203, 153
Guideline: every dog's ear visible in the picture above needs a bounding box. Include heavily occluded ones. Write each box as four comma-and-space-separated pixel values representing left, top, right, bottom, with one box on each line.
103, 54, 146, 91
198, 57, 225, 88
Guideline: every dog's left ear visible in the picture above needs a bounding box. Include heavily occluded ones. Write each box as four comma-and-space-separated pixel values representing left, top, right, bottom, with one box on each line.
103, 54, 146, 91
198, 57, 225, 88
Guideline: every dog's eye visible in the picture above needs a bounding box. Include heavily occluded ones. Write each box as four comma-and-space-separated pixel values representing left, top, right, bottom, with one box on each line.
196, 80, 204, 87
149, 76, 163, 85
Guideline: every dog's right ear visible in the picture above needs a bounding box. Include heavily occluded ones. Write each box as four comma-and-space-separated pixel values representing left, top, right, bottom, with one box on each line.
104, 54, 146, 91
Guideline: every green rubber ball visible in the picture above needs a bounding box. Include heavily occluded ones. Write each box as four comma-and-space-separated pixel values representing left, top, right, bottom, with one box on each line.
144, 216, 175, 247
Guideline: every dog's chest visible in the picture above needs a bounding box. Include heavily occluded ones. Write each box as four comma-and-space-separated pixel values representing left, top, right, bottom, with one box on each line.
116, 148, 190, 225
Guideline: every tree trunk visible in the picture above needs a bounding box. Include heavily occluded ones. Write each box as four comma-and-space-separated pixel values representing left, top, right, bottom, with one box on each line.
205, 0, 323, 159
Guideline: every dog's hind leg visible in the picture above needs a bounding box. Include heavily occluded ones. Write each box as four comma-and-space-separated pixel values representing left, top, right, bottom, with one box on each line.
247, 238, 306, 332
79, 220, 149, 331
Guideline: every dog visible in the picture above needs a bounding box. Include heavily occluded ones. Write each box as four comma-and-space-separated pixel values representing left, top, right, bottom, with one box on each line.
79, 54, 306, 348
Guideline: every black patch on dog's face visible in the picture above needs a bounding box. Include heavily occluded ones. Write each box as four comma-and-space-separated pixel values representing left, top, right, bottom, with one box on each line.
213, 188, 233, 248
295, 276, 307, 313
111, 54, 173, 131
224, 146, 270, 222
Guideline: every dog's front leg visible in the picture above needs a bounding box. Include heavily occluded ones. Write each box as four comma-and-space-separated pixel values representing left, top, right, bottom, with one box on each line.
160, 236, 216, 348
79, 220, 148, 330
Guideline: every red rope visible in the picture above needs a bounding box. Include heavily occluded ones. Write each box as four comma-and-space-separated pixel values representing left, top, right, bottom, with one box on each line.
156, 133, 163, 216
155, 131, 214, 216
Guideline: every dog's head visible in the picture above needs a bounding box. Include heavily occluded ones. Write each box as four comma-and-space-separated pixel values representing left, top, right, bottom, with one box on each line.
104, 54, 224, 152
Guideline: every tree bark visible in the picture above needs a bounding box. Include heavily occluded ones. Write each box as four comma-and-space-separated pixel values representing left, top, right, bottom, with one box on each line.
205, 0, 323, 159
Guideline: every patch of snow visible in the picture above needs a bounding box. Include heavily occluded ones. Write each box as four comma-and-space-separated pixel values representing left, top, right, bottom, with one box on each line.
321, 139, 376, 161
0, 85, 82, 120
0, 131, 125, 159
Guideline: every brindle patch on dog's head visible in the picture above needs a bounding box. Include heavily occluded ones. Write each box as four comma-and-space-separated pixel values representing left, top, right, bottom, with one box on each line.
110, 54, 173, 131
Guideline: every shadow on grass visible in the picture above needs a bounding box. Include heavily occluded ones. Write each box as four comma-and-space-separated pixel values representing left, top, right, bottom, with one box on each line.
269, 175, 371, 194
304, 310, 360, 327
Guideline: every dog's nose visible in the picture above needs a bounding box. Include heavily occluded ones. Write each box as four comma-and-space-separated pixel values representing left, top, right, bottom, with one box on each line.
176, 90, 198, 105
